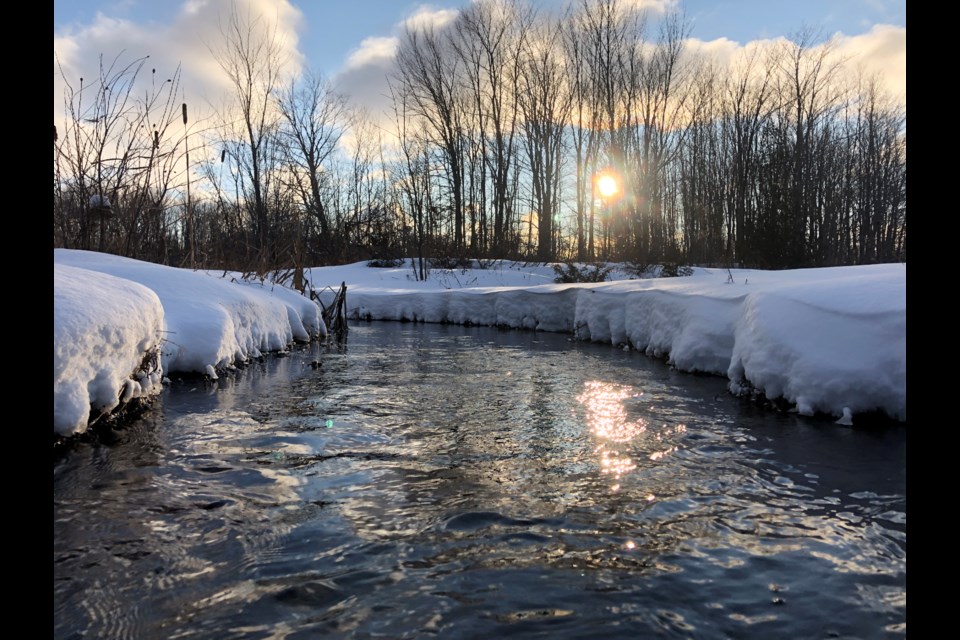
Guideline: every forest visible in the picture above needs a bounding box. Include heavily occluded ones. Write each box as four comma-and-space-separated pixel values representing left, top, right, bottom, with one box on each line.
53, 0, 906, 279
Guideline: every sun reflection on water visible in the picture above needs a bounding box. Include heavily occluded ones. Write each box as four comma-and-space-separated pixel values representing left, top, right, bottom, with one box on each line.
576, 381, 647, 444
576, 381, 651, 479
598, 449, 636, 477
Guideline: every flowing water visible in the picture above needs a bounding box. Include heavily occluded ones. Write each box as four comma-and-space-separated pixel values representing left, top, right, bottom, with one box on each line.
54, 322, 906, 639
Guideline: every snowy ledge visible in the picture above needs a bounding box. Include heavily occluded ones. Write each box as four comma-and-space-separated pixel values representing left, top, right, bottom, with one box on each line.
54, 263, 165, 437
311, 262, 905, 423
54, 250, 326, 437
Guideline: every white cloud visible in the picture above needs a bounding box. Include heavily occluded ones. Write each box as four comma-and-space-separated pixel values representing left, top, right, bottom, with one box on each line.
334, 35, 403, 132
831, 24, 905, 101
551, 0, 679, 14
682, 36, 740, 63
182, 0, 210, 15
54, 0, 305, 126
345, 36, 399, 71
333, 5, 462, 136
682, 24, 905, 105
620, 0, 678, 12
402, 5, 460, 32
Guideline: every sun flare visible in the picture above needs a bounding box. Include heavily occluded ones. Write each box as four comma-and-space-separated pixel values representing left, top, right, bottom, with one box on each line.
597, 175, 618, 198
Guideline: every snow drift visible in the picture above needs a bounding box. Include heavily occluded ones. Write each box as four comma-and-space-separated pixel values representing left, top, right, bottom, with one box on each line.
54, 250, 326, 436
310, 261, 905, 422
54, 263, 165, 436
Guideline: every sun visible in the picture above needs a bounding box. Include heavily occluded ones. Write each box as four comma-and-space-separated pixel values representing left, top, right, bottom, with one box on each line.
597, 174, 618, 198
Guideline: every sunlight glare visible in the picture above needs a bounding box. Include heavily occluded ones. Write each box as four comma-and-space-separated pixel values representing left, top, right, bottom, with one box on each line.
577, 381, 647, 444
577, 381, 647, 480
597, 175, 618, 198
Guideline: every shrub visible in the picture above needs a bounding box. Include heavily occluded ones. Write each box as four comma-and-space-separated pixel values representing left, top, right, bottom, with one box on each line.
659, 262, 694, 278
622, 261, 652, 279
552, 262, 613, 283
428, 256, 474, 270
367, 257, 404, 268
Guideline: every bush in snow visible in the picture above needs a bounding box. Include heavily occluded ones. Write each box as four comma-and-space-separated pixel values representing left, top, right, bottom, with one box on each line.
367, 257, 405, 268
552, 262, 613, 284
659, 263, 694, 278
622, 261, 653, 279
429, 256, 474, 270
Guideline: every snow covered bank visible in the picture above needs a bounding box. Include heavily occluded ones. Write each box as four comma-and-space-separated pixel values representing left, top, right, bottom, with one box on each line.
54, 263, 165, 436
309, 261, 906, 422
54, 250, 326, 436
53, 252, 905, 433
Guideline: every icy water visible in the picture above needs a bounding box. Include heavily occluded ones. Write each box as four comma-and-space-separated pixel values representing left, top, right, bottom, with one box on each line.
54, 322, 906, 639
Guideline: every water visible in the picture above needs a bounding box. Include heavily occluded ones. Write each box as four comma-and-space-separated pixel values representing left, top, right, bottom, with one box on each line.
54, 322, 906, 639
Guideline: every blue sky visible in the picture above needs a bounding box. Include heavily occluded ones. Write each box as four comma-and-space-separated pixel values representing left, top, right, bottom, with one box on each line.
54, 0, 905, 74
54, 0, 906, 128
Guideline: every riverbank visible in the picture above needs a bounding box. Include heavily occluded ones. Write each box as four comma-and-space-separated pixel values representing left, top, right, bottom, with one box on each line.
54, 251, 905, 435
308, 260, 906, 423
54, 249, 326, 436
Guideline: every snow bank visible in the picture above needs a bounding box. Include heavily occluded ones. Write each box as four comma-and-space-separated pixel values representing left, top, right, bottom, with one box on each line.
55, 250, 325, 374
54, 263, 165, 436
53, 251, 905, 433
310, 261, 906, 422
54, 250, 326, 435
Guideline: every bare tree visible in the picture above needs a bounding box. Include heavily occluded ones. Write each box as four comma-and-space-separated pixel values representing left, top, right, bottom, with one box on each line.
209, 5, 288, 267
567, 0, 642, 260
775, 28, 846, 266
563, 4, 603, 260
453, 0, 534, 256
388, 83, 433, 280
849, 73, 906, 264
519, 14, 572, 261
54, 52, 186, 262
627, 9, 691, 262
275, 68, 350, 284
721, 44, 778, 265
395, 20, 468, 251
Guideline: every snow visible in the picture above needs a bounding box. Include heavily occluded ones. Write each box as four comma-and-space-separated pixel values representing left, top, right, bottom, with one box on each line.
307, 260, 906, 422
53, 252, 906, 436
54, 249, 326, 436
54, 263, 164, 436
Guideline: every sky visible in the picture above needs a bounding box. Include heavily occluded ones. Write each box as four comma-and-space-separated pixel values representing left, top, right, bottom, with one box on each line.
54, 248, 905, 435
54, 0, 906, 129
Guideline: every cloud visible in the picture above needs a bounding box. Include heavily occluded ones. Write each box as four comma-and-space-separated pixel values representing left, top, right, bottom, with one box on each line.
682, 24, 905, 105
549, 0, 678, 14
335, 36, 401, 125
402, 5, 460, 32
681, 35, 742, 70
831, 24, 905, 101
344, 36, 399, 71
620, 0, 678, 12
333, 5, 463, 132
54, 0, 305, 127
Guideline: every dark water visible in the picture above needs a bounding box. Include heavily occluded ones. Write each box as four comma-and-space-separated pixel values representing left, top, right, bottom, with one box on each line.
54, 322, 906, 639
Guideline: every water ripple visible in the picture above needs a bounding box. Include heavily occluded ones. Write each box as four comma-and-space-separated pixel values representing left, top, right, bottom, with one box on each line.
55, 322, 905, 639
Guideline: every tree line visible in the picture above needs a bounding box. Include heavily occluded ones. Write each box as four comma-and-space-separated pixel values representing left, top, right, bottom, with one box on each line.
53, 0, 906, 279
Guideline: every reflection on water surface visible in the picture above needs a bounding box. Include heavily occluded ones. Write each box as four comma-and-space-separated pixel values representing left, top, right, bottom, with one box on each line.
54, 322, 906, 639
